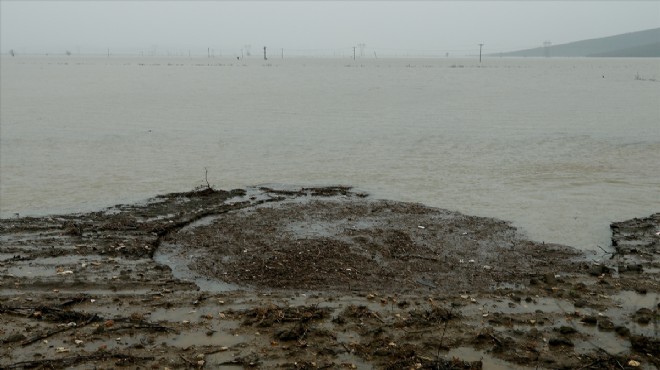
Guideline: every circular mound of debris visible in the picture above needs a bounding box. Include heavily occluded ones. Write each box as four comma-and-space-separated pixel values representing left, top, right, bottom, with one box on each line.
165, 190, 580, 294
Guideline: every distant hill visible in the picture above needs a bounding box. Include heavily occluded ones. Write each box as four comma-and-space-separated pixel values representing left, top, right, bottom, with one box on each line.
498, 28, 660, 57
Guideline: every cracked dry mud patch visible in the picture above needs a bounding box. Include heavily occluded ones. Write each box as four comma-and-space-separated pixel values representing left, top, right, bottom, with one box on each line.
1, 186, 658, 370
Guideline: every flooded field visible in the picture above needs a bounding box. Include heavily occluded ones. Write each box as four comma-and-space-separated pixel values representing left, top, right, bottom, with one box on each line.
1, 56, 659, 251
0, 187, 658, 369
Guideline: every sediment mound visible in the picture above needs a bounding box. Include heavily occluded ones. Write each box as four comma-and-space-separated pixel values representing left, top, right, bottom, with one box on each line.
163, 187, 580, 293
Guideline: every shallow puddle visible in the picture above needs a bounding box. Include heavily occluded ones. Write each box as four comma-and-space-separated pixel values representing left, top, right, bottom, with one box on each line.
612, 290, 659, 309
153, 242, 243, 292
446, 346, 537, 370
164, 325, 244, 348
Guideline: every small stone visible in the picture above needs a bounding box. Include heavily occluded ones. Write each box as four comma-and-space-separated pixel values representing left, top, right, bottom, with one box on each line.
581, 316, 598, 325
574, 299, 588, 308
634, 308, 653, 324
548, 337, 573, 347
559, 326, 577, 335
615, 326, 630, 337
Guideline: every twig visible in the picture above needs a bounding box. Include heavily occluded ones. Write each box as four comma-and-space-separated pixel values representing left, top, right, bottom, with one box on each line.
595, 245, 617, 259
22, 314, 98, 346
58, 295, 90, 308
401, 254, 441, 262
297, 325, 309, 344
402, 326, 438, 335
21, 327, 69, 347
204, 167, 211, 189
105, 324, 177, 333
438, 306, 453, 349
577, 359, 602, 370
6, 353, 155, 369
371, 311, 385, 323
488, 333, 502, 346
180, 354, 196, 366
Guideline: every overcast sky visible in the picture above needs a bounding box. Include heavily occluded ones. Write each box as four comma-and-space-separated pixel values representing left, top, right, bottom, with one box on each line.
1, 1, 659, 56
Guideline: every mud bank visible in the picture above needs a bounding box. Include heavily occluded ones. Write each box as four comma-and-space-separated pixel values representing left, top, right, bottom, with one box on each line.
1, 186, 658, 369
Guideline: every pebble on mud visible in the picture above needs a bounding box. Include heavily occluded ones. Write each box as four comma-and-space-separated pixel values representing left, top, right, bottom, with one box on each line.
548, 337, 574, 347
558, 326, 577, 335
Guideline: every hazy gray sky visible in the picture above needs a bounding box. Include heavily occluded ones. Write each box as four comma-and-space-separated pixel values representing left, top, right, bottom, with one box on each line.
1, 1, 659, 56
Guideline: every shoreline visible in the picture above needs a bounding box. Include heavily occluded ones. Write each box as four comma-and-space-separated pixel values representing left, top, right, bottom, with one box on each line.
1, 186, 658, 369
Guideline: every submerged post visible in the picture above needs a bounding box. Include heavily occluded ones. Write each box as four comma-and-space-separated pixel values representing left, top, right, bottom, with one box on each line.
478, 43, 484, 63
263, 46, 267, 60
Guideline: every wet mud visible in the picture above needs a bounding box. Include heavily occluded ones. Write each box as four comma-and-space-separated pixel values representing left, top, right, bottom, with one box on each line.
1, 186, 658, 369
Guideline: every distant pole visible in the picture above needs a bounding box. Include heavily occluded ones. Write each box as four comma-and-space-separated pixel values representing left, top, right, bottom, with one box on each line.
543, 41, 552, 58
107, 48, 110, 57
208, 48, 210, 58
478, 43, 484, 63
281, 48, 284, 59
263, 46, 267, 60
353, 46, 356, 60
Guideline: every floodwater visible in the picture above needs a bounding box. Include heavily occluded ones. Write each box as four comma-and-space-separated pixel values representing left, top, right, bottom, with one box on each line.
1, 56, 659, 251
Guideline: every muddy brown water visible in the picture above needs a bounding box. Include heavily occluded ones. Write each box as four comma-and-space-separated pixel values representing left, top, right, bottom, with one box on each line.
1, 186, 658, 369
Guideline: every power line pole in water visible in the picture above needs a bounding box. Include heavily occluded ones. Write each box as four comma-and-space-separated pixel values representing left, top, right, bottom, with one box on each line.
263, 46, 267, 60
478, 43, 484, 63
353, 46, 356, 60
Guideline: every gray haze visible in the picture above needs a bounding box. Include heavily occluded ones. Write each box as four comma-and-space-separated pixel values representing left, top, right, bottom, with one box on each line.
1, 1, 659, 56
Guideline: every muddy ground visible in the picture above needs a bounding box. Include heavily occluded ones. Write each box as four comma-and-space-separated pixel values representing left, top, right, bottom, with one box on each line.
0, 186, 658, 369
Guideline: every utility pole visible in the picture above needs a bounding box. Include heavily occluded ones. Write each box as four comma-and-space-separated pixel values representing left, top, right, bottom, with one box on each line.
263, 46, 267, 60
353, 46, 356, 60
478, 43, 484, 63
281, 48, 284, 59
543, 41, 552, 58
